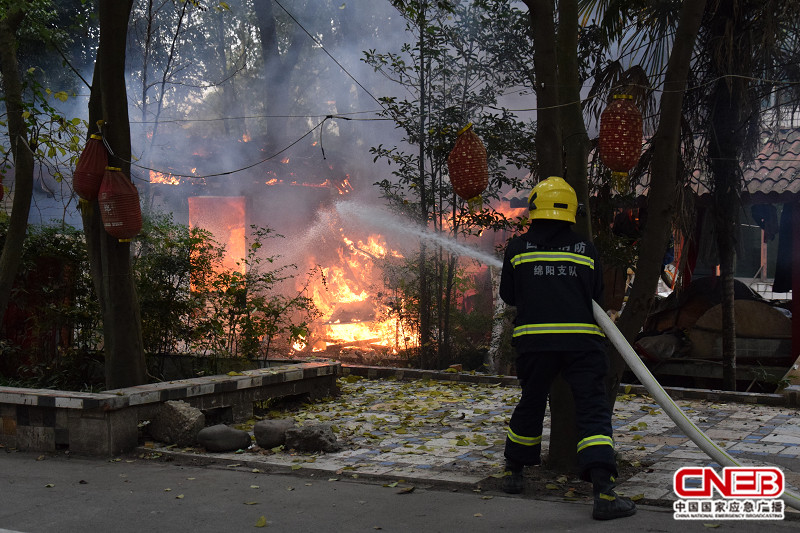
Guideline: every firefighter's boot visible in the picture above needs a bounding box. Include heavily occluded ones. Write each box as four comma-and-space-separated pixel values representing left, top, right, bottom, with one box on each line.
590, 468, 636, 520
502, 461, 524, 494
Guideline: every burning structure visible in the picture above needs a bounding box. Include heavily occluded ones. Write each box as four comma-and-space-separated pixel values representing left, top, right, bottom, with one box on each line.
147, 138, 417, 362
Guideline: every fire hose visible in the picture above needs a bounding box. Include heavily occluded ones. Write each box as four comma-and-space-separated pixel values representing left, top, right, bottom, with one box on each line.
592, 300, 800, 511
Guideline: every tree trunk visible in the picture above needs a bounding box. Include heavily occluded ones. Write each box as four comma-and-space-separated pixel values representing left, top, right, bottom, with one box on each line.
253, 0, 308, 149
0, 6, 34, 325
416, 2, 434, 368
611, 0, 707, 403
523, 0, 561, 179
557, 0, 591, 238
84, 0, 147, 389
706, 1, 754, 391
710, 78, 742, 390
523, 0, 575, 472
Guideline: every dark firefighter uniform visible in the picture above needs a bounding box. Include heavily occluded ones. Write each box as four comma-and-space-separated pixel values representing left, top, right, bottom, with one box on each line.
499, 177, 634, 520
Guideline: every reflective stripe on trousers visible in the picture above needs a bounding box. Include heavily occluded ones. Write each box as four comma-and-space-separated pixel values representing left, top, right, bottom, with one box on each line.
507, 428, 542, 447
577, 434, 614, 453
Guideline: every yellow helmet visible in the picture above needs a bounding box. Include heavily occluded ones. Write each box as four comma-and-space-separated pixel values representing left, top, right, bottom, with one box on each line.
527, 176, 577, 223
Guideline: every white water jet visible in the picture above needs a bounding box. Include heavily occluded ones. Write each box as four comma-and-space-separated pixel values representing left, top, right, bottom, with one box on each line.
334, 200, 503, 269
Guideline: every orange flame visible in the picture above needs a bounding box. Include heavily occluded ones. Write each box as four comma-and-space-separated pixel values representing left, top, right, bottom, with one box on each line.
298, 229, 416, 355
150, 170, 180, 185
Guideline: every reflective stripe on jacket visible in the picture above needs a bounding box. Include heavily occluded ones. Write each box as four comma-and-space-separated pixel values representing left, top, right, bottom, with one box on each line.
499, 221, 605, 353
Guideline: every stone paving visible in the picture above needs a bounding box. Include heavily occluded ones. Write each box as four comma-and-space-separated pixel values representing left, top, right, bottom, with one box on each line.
146, 374, 800, 508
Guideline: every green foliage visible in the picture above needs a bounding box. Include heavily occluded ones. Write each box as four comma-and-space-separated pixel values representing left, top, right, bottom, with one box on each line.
0, 66, 88, 196
0, 220, 102, 391
132, 212, 222, 356
363, 0, 535, 367
185, 225, 320, 360
1, 214, 319, 389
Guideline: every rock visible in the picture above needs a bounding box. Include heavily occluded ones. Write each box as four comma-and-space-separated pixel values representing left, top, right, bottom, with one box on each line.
253, 419, 295, 449
284, 423, 341, 453
149, 400, 205, 447
197, 425, 252, 452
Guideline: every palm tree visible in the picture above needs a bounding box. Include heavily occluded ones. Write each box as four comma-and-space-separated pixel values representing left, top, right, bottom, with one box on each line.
520, 0, 705, 471
693, 0, 800, 390
582, 0, 800, 392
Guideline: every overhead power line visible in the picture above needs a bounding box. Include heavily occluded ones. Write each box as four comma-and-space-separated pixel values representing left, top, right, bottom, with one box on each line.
272, 0, 385, 109
103, 116, 353, 182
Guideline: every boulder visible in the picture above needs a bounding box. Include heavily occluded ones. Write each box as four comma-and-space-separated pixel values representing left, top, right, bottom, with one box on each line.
253, 419, 295, 449
197, 424, 252, 452
149, 400, 205, 447
284, 423, 341, 453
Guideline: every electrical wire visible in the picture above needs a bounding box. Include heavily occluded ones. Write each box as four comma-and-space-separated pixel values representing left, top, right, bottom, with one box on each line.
101, 116, 345, 182
272, 0, 386, 109
129, 109, 389, 124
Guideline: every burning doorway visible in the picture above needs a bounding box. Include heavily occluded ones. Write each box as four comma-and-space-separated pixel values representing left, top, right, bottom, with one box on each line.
188, 196, 248, 274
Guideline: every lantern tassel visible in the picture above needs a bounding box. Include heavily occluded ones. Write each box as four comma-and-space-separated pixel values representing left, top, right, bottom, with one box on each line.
78, 198, 93, 215
612, 171, 629, 193
467, 196, 483, 212
457, 123, 473, 136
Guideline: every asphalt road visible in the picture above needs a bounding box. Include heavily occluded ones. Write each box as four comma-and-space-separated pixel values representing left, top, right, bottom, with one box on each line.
1, 451, 797, 533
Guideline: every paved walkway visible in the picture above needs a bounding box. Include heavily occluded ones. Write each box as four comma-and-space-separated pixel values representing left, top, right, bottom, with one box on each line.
4, 373, 800, 532
144, 374, 800, 508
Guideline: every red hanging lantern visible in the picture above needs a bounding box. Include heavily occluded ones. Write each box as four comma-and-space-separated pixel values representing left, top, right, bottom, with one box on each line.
73, 134, 108, 203
98, 167, 142, 242
598, 94, 642, 192
447, 123, 489, 211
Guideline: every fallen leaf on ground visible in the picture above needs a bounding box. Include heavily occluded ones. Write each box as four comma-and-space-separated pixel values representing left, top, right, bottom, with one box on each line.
397, 486, 415, 494
255, 516, 267, 527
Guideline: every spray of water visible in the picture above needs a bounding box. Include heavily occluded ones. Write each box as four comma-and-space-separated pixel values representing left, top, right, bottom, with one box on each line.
334, 200, 503, 269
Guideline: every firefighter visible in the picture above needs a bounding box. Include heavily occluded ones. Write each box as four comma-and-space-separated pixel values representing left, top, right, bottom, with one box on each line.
499, 176, 636, 520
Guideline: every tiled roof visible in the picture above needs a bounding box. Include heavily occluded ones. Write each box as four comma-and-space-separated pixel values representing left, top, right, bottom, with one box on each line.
691, 128, 800, 204
741, 129, 800, 204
